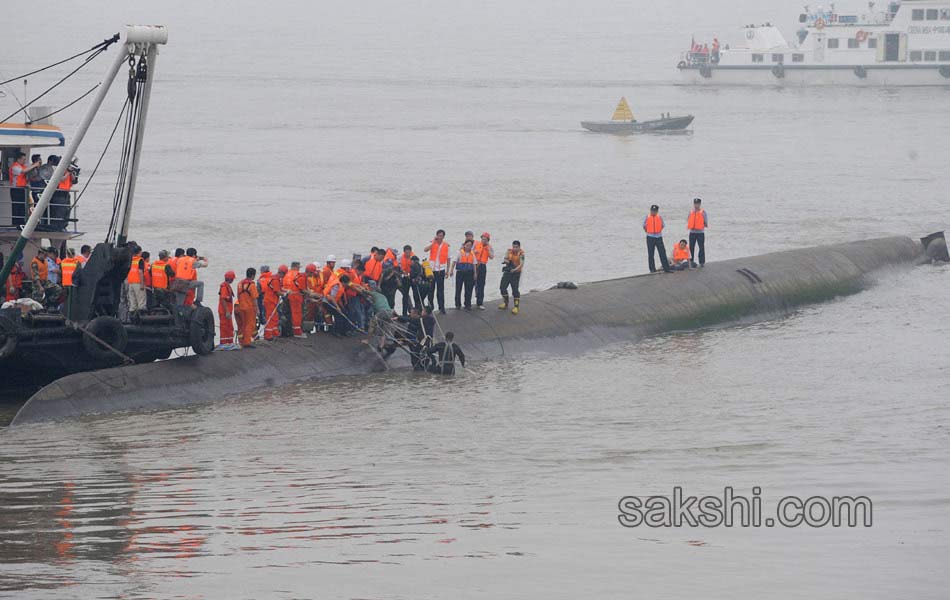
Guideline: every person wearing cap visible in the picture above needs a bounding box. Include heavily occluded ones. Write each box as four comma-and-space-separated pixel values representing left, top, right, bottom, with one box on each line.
687, 197, 708, 268
449, 238, 477, 311
282, 261, 306, 337
303, 263, 324, 325
150, 250, 175, 307
218, 270, 237, 346
643, 205, 672, 274
236, 268, 259, 347
322, 255, 337, 284
398, 245, 416, 315
473, 232, 494, 309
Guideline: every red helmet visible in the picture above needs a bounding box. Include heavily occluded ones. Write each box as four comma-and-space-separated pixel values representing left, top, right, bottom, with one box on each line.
305, 263, 318, 273
278, 264, 289, 273
224, 270, 236, 281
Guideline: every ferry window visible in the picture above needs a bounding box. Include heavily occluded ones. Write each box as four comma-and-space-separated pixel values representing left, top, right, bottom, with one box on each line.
926, 8, 938, 19
924, 50, 937, 61
772, 53, 784, 63
792, 53, 805, 62
848, 38, 860, 48
911, 8, 924, 20
939, 51, 950, 60
752, 53, 764, 63
941, 9, 950, 20
827, 38, 839, 48
868, 37, 877, 48
909, 50, 922, 61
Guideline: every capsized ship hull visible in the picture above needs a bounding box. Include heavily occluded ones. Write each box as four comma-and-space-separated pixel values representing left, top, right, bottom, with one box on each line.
10, 234, 936, 425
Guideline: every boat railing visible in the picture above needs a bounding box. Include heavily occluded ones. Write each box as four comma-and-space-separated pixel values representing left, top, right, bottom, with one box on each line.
0, 184, 81, 233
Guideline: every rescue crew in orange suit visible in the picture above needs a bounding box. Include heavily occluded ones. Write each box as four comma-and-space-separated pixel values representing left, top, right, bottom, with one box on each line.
235, 268, 259, 347
304, 263, 323, 324
218, 271, 236, 345
5, 261, 25, 301
259, 265, 281, 340
282, 261, 306, 337
321, 255, 337, 285
276, 265, 289, 292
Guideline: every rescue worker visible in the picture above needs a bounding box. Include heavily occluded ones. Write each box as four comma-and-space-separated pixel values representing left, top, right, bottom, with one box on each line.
236, 268, 259, 348
687, 197, 708, 268
258, 265, 281, 340
78, 245, 92, 265
30, 248, 61, 306
498, 240, 525, 315
127, 245, 148, 317
379, 259, 399, 309
8, 151, 40, 226
426, 331, 466, 375
150, 250, 175, 307
218, 271, 237, 346
450, 239, 477, 311
169, 248, 184, 274
473, 232, 493, 309
671, 239, 691, 271
174, 247, 207, 306
321, 255, 337, 285
140, 251, 152, 308
363, 248, 385, 283
398, 245, 416, 315
323, 271, 349, 337
283, 261, 306, 338
303, 263, 324, 325
60, 248, 80, 315
643, 204, 672, 274
423, 229, 450, 315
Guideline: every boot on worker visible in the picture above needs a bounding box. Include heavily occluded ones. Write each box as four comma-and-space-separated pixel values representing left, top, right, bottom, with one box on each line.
499, 240, 524, 315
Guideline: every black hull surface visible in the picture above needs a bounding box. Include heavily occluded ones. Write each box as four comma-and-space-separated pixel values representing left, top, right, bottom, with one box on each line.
9, 234, 936, 426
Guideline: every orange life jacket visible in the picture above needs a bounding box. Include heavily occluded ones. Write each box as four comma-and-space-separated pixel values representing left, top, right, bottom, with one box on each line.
151, 260, 170, 290
400, 252, 414, 272
645, 215, 664, 235
505, 249, 523, 270
31, 256, 48, 282
364, 257, 382, 281
429, 241, 449, 265
6, 266, 24, 299
9, 161, 29, 187
673, 245, 691, 262
57, 172, 73, 191
384, 248, 397, 263
344, 271, 362, 298
60, 257, 80, 287
687, 210, 706, 231
323, 272, 344, 303
260, 272, 281, 302
143, 261, 151, 287
321, 265, 335, 283
176, 256, 196, 281
127, 254, 145, 284
457, 249, 475, 265
283, 269, 303, 292
237, 278, 258, 310
474, 241, 491, 264
306, 272, 323, 294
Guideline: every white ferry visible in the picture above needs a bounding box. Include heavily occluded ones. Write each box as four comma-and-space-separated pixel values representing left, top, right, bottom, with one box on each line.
677, 0, 950, 85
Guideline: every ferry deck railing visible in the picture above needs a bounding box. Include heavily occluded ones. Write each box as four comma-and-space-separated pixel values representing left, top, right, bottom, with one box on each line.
0, 184, 81, 234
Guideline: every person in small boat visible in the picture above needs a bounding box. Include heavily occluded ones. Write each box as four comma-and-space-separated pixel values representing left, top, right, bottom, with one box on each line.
670, 239, 692, 271
426, 331, 466, 375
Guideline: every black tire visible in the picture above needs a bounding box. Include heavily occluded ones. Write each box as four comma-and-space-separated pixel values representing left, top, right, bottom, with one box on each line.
82, 316, 128, 362
0, 315, 17, 359
854, 65, 867, 79
772, 64, 785, 79
189, 306, 215, 355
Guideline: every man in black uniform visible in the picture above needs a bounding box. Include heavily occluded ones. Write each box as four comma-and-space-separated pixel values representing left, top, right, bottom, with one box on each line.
426, 331, 466, 375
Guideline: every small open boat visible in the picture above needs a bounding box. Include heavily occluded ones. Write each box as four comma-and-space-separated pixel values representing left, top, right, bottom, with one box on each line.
581, 97, 694, 134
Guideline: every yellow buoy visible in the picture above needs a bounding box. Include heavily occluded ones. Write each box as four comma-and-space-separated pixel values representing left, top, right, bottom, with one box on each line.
611, 97, 634, 121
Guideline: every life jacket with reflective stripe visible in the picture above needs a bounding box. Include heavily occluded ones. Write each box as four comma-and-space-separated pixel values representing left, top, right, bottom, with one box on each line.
687, 210, 705, 231
61, 257, 80, 287
429, 242, 449, 265
151, 260, 170, 290
474, 242, 490, 264
237, 278, 258, 310
176, 256, 196, 281
260, 272, 281, 302
645, 215, 664, 235
127, 254, 145, 284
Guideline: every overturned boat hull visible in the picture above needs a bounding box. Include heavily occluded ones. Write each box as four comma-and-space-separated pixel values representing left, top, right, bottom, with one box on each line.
581, 115, 694, 134
10, 234, 937, 425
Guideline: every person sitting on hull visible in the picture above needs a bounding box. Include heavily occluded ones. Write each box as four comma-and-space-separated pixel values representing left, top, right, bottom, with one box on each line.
426, 331, 466, 376
670, 239, 692, 271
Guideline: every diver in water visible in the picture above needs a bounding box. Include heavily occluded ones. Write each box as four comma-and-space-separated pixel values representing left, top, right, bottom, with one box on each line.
426, 331, 466, 375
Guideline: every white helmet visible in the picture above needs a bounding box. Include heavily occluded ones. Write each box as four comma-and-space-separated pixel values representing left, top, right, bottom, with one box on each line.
326, 254, 336, 263
339, 258, 352, 269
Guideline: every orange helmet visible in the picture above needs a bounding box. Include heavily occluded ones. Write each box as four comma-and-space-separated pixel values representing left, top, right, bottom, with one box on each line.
278, 264, 289, 273
224, 270, 236, 281
305, 263, 318, 273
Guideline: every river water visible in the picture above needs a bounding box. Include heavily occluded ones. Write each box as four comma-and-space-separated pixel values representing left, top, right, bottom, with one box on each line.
1, 1, 949, 598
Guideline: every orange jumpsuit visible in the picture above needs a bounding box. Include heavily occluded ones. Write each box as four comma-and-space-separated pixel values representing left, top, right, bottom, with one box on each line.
218, 280, 235, 345
235, 278, 259, 347
5, 264, 24, 301
259, 272, 281, 340
304, 271, 323, 322
282, 269, 305, 336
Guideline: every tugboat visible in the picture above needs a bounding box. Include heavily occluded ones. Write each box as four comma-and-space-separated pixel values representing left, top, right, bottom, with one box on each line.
581, 97, 694, 134
677, 1, 950, 85
0, 26, 215, 398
